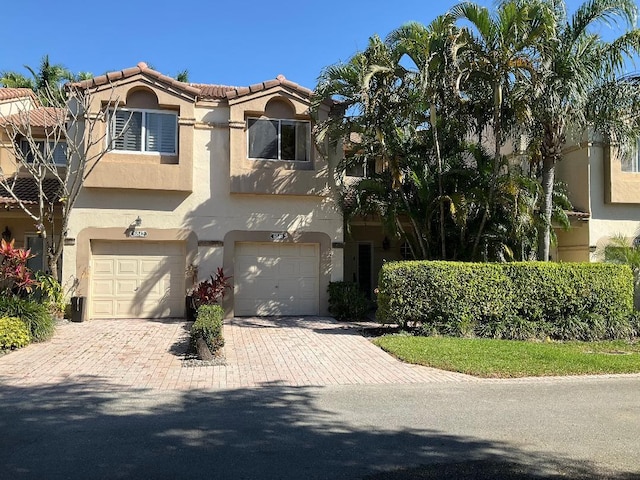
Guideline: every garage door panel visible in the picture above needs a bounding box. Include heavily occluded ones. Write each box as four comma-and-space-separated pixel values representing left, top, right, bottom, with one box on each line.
298, 261, 316, 276
299, 245, 317, 257
116, 259, 138, 275
115, 279, 138, 296
93, 259, 115, 275
92, 300, 115, 317
92, 279, 114, 296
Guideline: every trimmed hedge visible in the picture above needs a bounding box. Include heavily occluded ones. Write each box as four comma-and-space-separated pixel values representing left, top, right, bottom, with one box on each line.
0, 316, 31, 350
377, 261, 634, 340
327, 281, 370, 321
190, 304, 224, 355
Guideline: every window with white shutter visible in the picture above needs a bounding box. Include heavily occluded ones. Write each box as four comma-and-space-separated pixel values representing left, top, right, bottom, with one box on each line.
109, 109, 177, 155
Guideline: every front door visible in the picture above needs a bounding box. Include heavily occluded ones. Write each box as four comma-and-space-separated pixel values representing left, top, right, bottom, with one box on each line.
25, 235, 45, 272
357, 243, 373, 299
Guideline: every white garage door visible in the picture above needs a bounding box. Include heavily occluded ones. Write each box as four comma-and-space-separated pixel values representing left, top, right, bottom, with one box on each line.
90, 241, 185, 319
235, 242, 319, 316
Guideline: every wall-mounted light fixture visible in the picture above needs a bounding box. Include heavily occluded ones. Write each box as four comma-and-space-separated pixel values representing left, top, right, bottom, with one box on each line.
382, 236, 390, 251
131, 216, 142, 228
2, 226, 11, 242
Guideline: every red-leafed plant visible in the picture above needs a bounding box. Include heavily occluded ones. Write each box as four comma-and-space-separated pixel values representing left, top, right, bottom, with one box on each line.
0, 239, 38, 296
192, 267, 231, 307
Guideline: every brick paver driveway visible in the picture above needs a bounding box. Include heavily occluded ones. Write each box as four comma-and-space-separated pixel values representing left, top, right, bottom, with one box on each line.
0, 316, 473, 390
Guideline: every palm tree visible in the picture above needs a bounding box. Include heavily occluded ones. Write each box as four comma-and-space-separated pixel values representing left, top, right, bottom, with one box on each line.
524, 0, 640, 260
0, 71, 35, 89
313, 36, 431, 257
450, 0, 553, 259
387, 14, 465, 259
1, 55, 73, 105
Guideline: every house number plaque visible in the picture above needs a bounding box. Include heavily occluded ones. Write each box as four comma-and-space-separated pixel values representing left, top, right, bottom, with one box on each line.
270, 232, 288, 241
129, 230, 148, 238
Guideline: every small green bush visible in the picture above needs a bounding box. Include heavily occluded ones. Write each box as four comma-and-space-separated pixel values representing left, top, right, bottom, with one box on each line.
327, 281, 370, 321
190, 304, 224, 354
377, 260, 634, 340
0, 316, 31, 350
33, 272, 67, 318
0, 296, 55, 342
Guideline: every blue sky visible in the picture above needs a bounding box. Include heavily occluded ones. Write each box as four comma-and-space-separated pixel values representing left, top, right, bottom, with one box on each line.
0, 0, 621, 90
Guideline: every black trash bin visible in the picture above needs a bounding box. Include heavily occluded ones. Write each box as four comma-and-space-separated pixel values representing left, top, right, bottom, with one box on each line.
71, 296, 86, 323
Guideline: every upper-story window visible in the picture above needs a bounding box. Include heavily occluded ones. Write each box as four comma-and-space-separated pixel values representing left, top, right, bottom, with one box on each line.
621, 138, 640, 172
247, 118, 310, 162
346, 158, 376, 177
109, 109, 178, 155
20, 140, 66, 166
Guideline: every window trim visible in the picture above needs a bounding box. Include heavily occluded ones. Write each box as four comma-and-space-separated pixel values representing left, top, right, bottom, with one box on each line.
108, 107, 178, 156
246, 117, 311, 163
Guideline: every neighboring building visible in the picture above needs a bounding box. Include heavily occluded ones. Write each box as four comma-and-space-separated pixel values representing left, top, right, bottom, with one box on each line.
554, 137, 640, 262
1, 63, 343, 319
0, 88, 63, 273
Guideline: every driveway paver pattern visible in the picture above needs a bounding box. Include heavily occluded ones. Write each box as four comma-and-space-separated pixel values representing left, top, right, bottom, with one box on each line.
0, 316, 474, 390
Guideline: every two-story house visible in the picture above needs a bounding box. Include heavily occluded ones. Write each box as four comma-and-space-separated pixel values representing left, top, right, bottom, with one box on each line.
0, 88, 64, 273
2, 63, 344, 319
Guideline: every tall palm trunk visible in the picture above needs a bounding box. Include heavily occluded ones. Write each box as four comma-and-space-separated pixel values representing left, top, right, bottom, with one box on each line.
538, 122, 562, 261
431, 102, 447, 259
538, 155, 556, 261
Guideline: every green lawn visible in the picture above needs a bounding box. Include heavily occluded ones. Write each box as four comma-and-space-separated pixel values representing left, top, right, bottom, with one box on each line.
373, 335, 640, 378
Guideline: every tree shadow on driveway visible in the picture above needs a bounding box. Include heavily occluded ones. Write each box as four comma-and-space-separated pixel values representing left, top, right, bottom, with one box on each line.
0, 379, 636, 479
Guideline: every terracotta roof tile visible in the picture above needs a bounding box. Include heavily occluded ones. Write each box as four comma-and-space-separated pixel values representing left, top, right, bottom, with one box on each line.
1, 107, 65, 129
566, 210, 590, 219
0, 177, 62, 205
71, 62, 201, 97
0, 88, 38, 103
189, 83, 238, 100
225, 74, 312, 100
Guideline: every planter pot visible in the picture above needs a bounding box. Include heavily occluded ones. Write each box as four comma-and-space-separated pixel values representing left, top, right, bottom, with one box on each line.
70, 296, 87, 323
185, 295, 197, 321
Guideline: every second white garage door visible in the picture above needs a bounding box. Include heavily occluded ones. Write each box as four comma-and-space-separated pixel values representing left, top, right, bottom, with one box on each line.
90, 241, 186, 319
234, 242, 319, 316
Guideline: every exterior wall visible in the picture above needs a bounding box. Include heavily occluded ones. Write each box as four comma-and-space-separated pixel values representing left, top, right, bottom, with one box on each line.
604, 144, 640, 204
228, 89, 331, 196
62, 76, 343, 318
588, 142, 640, 260
81, 77, 195, 192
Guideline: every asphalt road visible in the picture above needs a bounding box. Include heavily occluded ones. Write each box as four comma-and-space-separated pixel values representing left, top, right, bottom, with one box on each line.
1, 377, 639, 479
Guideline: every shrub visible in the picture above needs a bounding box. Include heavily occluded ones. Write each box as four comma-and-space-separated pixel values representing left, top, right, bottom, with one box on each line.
0, 239, 38, 296
32, 272, 67, 318
0, 316, 31, 350
190, 304, 224, 355
327, 282, 370, 321
191, 268, 231, 307
0, 296, 55, 342
377, 260, 634, 340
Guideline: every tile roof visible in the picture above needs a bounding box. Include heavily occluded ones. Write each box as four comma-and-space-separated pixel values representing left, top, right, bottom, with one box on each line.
0, 177, 62, 205
224, 74, 313, 100
71, 62, 201, 97
1, 107, 65, 129
189, 83, 239, 100
0, 88, 38, 103
72, 63, 315, 102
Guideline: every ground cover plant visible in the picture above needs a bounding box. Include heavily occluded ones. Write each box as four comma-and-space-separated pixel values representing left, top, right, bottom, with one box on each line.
373, 335, 640, 377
